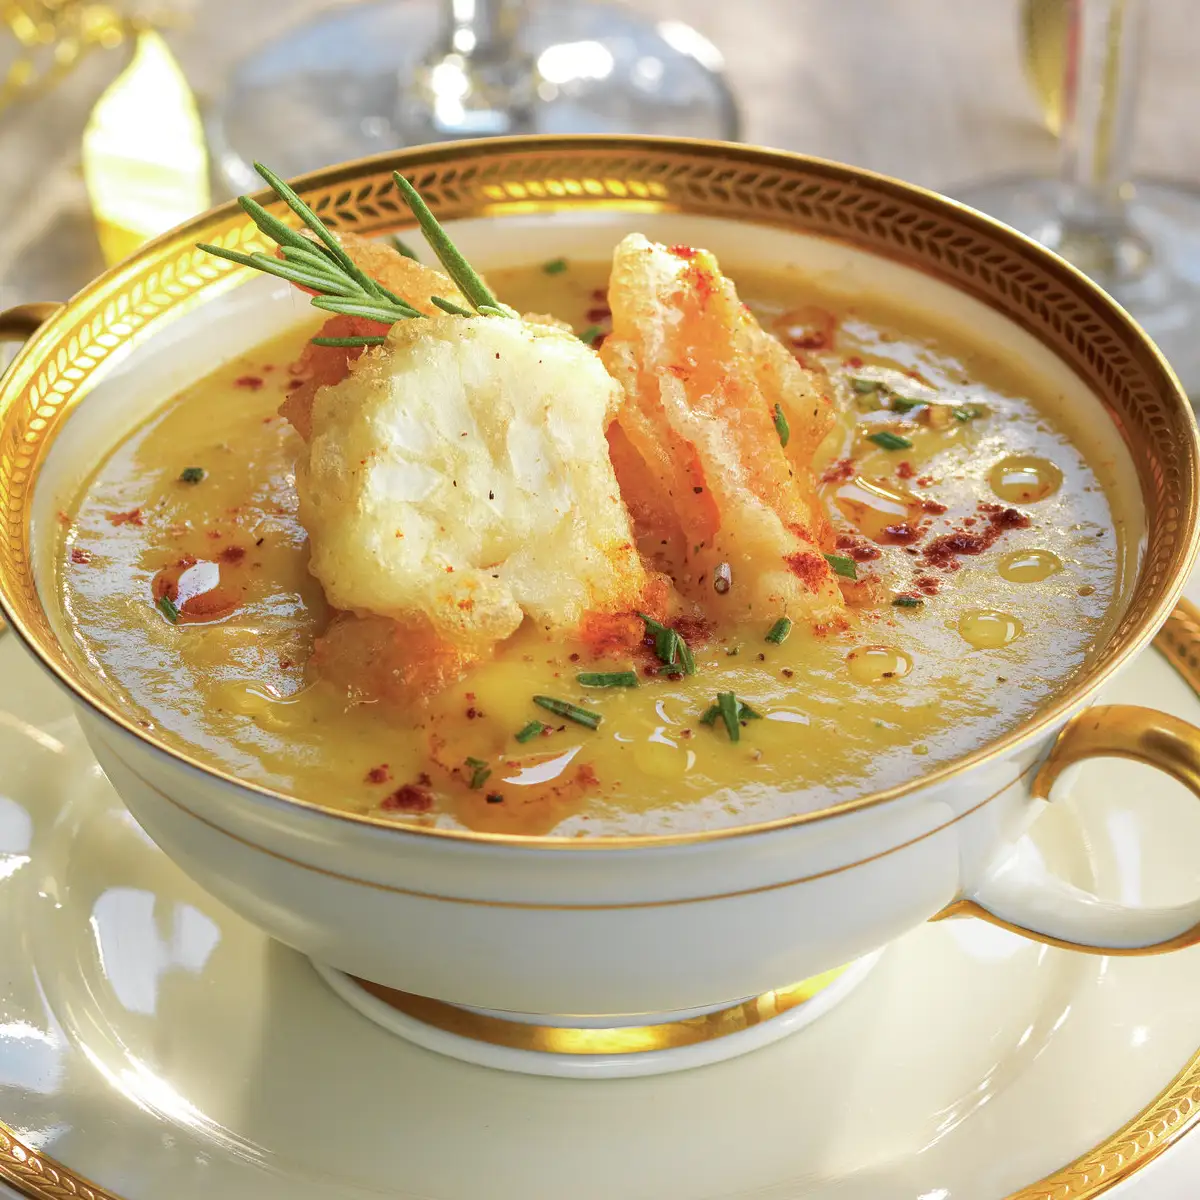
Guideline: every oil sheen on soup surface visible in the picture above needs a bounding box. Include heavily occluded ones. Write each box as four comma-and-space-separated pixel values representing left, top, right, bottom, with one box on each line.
57, 259, 1127, 838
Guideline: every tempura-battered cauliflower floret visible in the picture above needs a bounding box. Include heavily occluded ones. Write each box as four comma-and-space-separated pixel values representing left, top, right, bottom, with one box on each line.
602, 234, 847, 629
298, 314, 648, 651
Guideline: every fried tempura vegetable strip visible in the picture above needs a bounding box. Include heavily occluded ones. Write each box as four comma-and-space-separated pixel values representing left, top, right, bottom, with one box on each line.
601, 234, 846, 629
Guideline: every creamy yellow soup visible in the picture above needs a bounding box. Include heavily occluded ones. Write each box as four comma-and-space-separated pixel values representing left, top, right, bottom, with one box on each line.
56, 262, 1128, 837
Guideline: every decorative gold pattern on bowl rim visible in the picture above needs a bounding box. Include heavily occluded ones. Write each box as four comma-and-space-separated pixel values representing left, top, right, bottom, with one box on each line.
0, 135, 1195, 848
3, 604, 1200, 1198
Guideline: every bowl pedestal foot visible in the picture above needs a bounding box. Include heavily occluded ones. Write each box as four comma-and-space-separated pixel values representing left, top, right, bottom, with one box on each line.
310, 951, 882, 1078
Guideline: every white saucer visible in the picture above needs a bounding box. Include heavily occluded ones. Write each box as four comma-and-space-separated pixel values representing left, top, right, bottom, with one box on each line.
5, 624, 1200, 1199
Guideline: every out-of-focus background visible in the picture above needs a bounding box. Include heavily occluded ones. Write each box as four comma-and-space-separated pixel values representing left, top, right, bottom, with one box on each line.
1, 0, 1197, 314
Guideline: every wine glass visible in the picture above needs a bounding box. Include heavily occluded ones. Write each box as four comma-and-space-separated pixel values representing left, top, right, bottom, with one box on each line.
953, 0, 1200, 397
206, 0, 741, 196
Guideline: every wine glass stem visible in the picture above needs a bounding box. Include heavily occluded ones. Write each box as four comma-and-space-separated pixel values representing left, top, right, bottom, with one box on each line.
438, 0, 529, 59
1052, 0, 1146, 277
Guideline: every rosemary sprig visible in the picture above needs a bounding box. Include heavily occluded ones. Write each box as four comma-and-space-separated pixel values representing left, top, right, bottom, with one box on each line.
198, 161, 512, 350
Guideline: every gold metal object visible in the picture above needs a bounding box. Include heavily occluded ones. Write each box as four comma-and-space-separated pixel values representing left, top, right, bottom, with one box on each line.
0, 0, 126, 113
0, 136, 1197, 1200
354, 966, 849, 1056
0, 137, 1196, 849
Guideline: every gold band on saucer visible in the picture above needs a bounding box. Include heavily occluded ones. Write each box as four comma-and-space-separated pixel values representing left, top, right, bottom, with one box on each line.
350, 966, 849, 1056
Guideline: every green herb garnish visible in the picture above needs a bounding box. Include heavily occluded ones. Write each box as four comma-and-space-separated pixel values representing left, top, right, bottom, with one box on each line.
717, 692, 742, 742
155, 594, 180, 623
311, 335, 387, 348
773, 403, 790, 448
868, 431, 913, 451
701, 694, 759, 742
543, 257, 568, 275
390, 170, 510, 315
850, 377, 881, 393
823, 553, 858, 581
953, 404, 983, 422
893, 595, 924, 608
515, 720, 546, 743
765, 617, 792, 644
198, 162, 509, 351
465, 757, 491, 789
637, 613, 696, 676
179, 466, 205, 484
579, 324, 604, 345
533, 695, 601, 730
576, 671, 638, 688
890, 396, 925, 414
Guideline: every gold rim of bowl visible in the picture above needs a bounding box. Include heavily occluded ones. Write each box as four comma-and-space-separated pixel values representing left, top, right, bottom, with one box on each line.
0, 134, 1196, 849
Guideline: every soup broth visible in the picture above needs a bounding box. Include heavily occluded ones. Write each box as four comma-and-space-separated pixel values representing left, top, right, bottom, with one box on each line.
56, 260, 1130, 837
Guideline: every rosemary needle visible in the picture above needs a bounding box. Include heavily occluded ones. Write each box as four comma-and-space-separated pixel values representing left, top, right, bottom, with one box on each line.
391, 170, 508, 315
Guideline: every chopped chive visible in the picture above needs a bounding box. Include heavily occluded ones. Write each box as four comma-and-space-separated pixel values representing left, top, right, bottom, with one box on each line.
311, 335, 388, 348
576, 671, 638, 688
773, 403, 790, 448
893, 595, 924, 608
636, 613, 696, 676
579, 325, 604, 345
890, 396, 925, 414
179, 466, 205, 484
699, 704, 720, 725
155, 594, 180, 623
515, 720, 546, 743
739, 703, 763, 720
717, 692, 741, 742
465, 757, 491, 789
430, 295, 474, 317
766, 617, 792, 644
676, 634, 696, 676
389, 234, 419, 260
868, 431, 913, 451
823, 553, 858, 581
713, 562, 732, 595
533, 695, 601, 729
953, 404, 983, 422
850, 377, 881, 393
543, 257, 568, 274
391, 171, 506, 314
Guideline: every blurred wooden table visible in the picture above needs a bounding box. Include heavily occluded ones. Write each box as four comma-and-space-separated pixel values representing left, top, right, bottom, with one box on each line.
2, 0, 1199, 305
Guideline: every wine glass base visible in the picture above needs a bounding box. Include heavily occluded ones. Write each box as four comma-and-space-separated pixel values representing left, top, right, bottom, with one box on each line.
207, 0, 740, 196
951, 174, 1200, 398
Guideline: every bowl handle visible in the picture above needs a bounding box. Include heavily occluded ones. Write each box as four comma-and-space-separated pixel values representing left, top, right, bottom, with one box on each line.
941, 704, 1200, 953
0, 302, 62, 343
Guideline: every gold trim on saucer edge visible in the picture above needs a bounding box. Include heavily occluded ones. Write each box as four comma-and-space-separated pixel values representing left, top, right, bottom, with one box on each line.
4, 594, 1200, 1200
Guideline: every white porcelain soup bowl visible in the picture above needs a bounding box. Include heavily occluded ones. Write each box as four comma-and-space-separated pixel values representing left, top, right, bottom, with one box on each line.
3, 142, 1200, 1061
